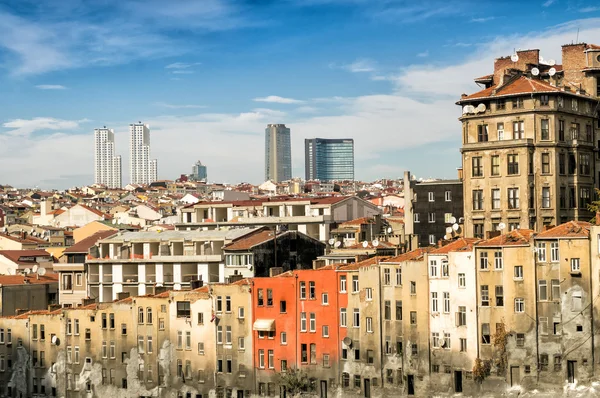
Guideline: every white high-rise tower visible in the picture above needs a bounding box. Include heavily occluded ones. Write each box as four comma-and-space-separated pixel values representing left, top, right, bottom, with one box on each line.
94, 127, 122, 188
129, 122, 158, 185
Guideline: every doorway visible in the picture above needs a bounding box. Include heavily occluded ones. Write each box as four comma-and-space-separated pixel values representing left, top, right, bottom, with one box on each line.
510, 366, 520, 386
568, 361, 576, 384
363, 378, 371, 398
320, 380, 327, 398
407, 375, 415, 395
454, 371, 463, 393
237, 390, 244, 398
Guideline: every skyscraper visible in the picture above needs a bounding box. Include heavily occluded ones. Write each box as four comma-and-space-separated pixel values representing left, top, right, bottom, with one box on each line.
129, 122, 158, 185
305, 138, 354, 181
264, 124, 292, 182
94, 127, 122, 188
191, 160, 208, 182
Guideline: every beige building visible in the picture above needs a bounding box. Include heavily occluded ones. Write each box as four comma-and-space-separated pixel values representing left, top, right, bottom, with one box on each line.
458, 44, 600, 238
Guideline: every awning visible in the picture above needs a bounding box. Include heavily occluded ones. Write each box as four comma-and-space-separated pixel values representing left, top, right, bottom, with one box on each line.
253, 319, 275, 331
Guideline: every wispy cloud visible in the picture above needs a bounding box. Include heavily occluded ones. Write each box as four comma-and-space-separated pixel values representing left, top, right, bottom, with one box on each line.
580, 6, 600, 12
154, 102, 207, 109
343, 58, 376, 73
165, 62, 201, 69
253, 96, 305, 104
417, 50, 429, 57
171, 70, 195, 74
470, 16, 495, 23
35, 85, 67, 90
543, 0, 556, 6
2, 117, 85, 137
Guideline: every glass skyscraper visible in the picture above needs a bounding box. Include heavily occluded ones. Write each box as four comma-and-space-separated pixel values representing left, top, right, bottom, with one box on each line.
305, 138, 354, 181
265, 124, 292, 182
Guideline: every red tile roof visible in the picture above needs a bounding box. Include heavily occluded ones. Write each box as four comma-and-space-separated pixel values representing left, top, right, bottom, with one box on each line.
0, 249, 53, 265
344, 240, 396, 249
383, 247, 432, 263
460, 76, 564, 102
0, 274, 58, 285
63, 230, 119, 254
340, 256, 390, 270
79, 205, 112, 219
430, 238, 481, 254
476, 229, 535, 247
339, 217, 374, 227
535, 221, 591, 239
223, 229, 274, 251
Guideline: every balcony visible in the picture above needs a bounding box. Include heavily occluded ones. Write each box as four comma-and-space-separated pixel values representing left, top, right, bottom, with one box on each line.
461, 138, 533, 151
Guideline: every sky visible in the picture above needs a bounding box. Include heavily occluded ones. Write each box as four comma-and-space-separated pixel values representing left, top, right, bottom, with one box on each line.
1, 0, 600, 189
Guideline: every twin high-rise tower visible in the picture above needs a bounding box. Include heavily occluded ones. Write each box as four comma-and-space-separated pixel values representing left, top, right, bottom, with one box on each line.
93, 122, 158, 188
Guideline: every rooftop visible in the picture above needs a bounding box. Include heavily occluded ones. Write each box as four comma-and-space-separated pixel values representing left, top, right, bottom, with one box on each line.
535, 221, 591, 239
476, 229, 535, 247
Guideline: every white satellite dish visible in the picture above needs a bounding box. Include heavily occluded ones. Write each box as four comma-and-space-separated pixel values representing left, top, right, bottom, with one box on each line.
446, 227, 453, 234
30, 228, 35, 233
112, 219, 117, 225
477, 103, 486, 113
387, 227, 393, 233
548, 59, 556, 66
372, 240, 379, 247
362, 241, 369, 248
462, 106, 470, 114
51, 335, 59, 346
38, 267, 46, 276
24, 268, 31, 275
450, 216, 457, 224
498, 222, 506, 231
328, 238, 335, 246
511, 54, 519, 62
32, 265, 38, 273
549, 68, 556, 77
452, 224, 459, 231
334, 241, 341, 248
444, 234, 450, 240
466, 105, 475, 114
531, 67, 540, 76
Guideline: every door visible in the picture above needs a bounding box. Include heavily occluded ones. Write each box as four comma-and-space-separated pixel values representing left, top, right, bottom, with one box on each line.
320, 380, 327, 398
510, 366, 520, 386
280, 386, 287, 398
407, 375, 415, 395
237, 390, 244, 398
568, 361, 576, 384
454, 371, 463, 393
363, 378, 371, 398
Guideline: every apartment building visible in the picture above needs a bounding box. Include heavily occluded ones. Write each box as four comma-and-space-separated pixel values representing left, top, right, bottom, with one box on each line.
459, 45, 600, 238
179, 196, 381, 242
474, 229, 538, 390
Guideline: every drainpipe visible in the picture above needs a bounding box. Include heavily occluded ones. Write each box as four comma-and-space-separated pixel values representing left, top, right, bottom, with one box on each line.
377, 264, 384, 391
533, 243, 540, 385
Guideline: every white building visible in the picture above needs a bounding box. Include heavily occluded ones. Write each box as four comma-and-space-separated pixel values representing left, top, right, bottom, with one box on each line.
129, 122, 158, 185
94, 127, 122, 188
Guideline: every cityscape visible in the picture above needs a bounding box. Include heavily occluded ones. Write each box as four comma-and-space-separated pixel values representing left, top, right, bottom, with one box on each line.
1, 1, 600, 398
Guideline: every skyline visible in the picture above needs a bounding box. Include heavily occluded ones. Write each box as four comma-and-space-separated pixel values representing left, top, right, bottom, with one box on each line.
1, 1, 600, 188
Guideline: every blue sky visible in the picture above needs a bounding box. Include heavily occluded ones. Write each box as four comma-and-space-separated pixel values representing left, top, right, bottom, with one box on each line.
1, 0, 600, 189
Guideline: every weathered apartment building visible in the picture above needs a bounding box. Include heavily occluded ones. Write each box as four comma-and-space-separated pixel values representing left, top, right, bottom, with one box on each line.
459, 43, 600, 238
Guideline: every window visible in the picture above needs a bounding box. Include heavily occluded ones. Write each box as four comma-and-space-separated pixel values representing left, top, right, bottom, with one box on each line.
540, 94, 549, 106
579, 153, 591, 175
216, 326, 222, 344
414, 213, 420, 223
321, 293, 328, 305
365, 287, 373, 300
539, 280, 548, 301
541, 152, 550, 174
512, 98, 524, 109
558, 119, 565, 141
554, 355, 562, 371
382, 268, 391, 285
487, 189, 501, 211
473, 189, 483, 210
494, 251, 503, 270
497, 100, 506, 110
411, 344, 418, 356
507, 154, 519, 174
309, 313, 316, 332
572, 98, 578, 112
226, 296, 232, 311
457, 306, 466, 326
176, 302, 190, 318
443, 292, 450, 313
354, 375, 361, 388
571, 258, 581, 273
540, 354, 549, 371
443, 333, 451, 349
472, 156, 483, 177
280, 332, 287, 345
508, 188, 519, 209
410, 311, 417, 325
559, 153, 566, 175
225, 327, 232, 345
542, 187, 551, 208
258, 350, 265, 368
138, 307, 144, 324
352, 276, 359, 292
495, 286, 504, 306
514, 298, 525, 313
300, 312, 307, 332
429, 234, 436, 245
268, 350, 274, 368
257, 289, 264, 306
308, 282, 315, 300
571, 122, 580, 140
513, 120, 524, 138
280, 300, 287, 313
497, 123, 504, 140
549, 242, 559, 263
477, 124, 488, 142
353, 309, 360, 328
340, 308, 347, 327
474, 223, 484, 239
541, 119, 550, 140
445, 191, 452, 201
301, 344, 308, 363
441, 260, 449, 277
299, 282, 306, 299
238, 307, 245, 319
366, 317, 373, 333
339, 276, 346, 292
410, 281, 416, 295
431, 292, 438, 313
396, 268, 402, 285
580, 187, 591, 209
322, 325, 329, 337
481, 323, 490, 344
481, 285, 489, 306
458, 273, 466, 287
342, 373, 350, 388
479, 252, 488, 270
384, 300, 391, 320
428, 192, 434, 202
395, 300, 402, 321
430, 260, 437, 277
198, 342, 205, 355
551, 279, 560, 301
560, 186, 566, 208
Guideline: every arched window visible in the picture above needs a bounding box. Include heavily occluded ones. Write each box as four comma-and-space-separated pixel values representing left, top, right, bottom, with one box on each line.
146, 307, 153, 324
138, 307, 144, 324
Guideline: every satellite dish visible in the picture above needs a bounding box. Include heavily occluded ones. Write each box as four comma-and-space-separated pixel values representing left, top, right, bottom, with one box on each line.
32, 265, 38, 273
30, 228, 35, 233
498, 222, 506, 231
549, 68, 556, 77
51, 335, 60, 346
444, 234, 450, 240
450, 216, 457, 224
511, 54, 519, 62
452, 224, 459, 231
246, 264, 253, 271
328, 238, 335, 246
343, 337, 353, 347
548, 59, 556, 66
362, 241, 369, 248
531, 67, 540, 76
112, 220, 117, 225
462, 106, 470, 114
466, 105, 475, 114
334, 241, 341, 248
387, 227, 393, 233
446, 227, 453, 234
24, 268, 31, 275
372, 240, 379, 247
477, 103, 486, 113
38, 267, 46, 276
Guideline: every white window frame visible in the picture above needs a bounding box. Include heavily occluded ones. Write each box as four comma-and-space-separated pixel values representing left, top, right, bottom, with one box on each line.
550, 242, 559, 263
514, 298, 525, 313
428, 192, 434, 202
431, 292, 438, 313
458, 273, 466, 288
571, 258, 581, 273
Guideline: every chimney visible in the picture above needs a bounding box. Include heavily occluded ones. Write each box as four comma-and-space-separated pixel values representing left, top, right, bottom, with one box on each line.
493, 49, 539, 86
191, 279, 204, 289
15, 309, 28, 315
228, 274, 243, 284
457, 168, 463, 181
596, 211, 600, 226
269, 267, 283, 277
116, 292, 130, 300
48, 304, 61, 312
562, 43, 587, 87
154, 285, 168, 295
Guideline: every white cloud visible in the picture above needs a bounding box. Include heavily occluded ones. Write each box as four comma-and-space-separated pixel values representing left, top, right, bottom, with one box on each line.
154, 102, 207, 109
295, 106, 319, 113
343, 58, 376, 73
2, 117, 84, 137
543, 0, 556, 6
580, 7, 600, 13
470, 17, 495, 23
417, 50, 429, 57
165, 62, 201, 69
171, 70, 195, 74
35, 84, 67, 90
253, 96, 305, 104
